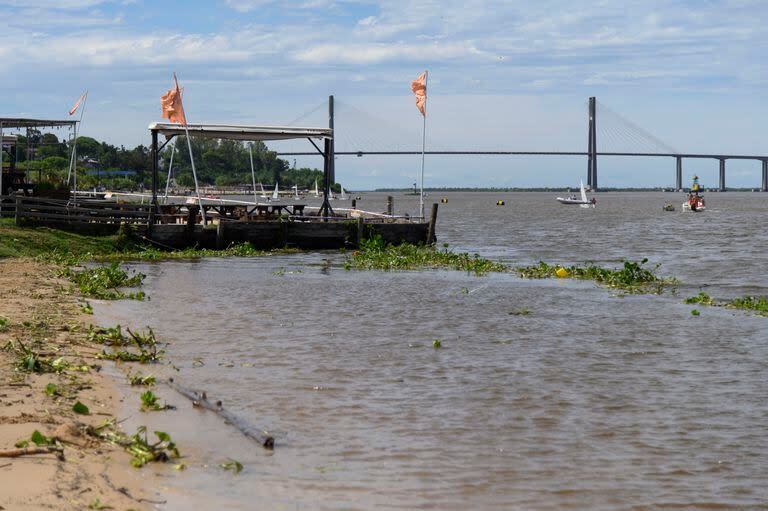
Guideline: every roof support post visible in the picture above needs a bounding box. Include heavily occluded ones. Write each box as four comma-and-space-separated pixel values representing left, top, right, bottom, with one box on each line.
676, 156, 682, 191
0, 121, 4, 214
150, 129, 158, 224
719, 158, 726, 192
318, 137, 334, 218
328, 95, 335, 186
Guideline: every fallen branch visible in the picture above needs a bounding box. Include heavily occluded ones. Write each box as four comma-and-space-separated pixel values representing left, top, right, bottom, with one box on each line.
166, 378, 274, 449
0, 445, 64, 459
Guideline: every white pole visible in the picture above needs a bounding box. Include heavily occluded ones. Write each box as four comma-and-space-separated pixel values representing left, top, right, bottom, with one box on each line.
163, 137, 177, 203
182, 125, 205, 224
249, 143, 258, 204
419, 70, 428, 219
71, 92, 88, 204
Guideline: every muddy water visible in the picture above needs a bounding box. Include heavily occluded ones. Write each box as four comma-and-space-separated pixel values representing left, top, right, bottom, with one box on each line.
94, 192, 768, 510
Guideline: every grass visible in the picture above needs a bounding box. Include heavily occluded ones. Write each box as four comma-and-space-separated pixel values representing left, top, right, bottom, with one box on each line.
346, 236, 508, 275
516, 259, 677, 294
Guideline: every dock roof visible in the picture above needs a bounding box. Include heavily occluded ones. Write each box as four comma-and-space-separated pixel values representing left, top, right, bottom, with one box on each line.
148, 123, 332, 141
0, 118, 77, 129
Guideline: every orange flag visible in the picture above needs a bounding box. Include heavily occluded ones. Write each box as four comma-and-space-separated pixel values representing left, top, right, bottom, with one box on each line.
69, 91, 87, 116
410, 71, 427, 116
161, 73, 187, 125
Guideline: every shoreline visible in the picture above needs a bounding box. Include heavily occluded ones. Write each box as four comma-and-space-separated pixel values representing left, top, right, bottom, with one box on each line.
0, 259, 161, 510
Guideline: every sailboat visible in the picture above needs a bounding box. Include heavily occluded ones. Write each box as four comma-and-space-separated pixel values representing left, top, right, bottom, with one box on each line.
313, 180, 320, 198
338, 186, 348, 200
272, 182, 279, 200
293, 184, 300, 200
259, 183, 267, 198
556, 180, 595, 207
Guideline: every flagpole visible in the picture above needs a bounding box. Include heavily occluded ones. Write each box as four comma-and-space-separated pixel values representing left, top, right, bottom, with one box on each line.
419, 70, 427, 219
70, 91, 88, 203
173, 73, 206, 224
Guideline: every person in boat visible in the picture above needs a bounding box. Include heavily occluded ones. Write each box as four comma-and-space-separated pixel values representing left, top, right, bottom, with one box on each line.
591, 197, 596, 205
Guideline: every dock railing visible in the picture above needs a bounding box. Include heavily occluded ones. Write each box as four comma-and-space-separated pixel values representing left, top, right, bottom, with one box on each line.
0, 195, 152, 226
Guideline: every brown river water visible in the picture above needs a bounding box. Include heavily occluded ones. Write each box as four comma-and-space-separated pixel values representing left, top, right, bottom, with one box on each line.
94, 192, 768, 510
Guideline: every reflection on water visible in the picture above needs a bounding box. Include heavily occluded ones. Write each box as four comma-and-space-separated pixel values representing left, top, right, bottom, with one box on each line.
94, 192, 768, 510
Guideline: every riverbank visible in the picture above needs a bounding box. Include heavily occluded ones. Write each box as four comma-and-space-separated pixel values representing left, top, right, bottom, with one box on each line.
0, 259, 162, 509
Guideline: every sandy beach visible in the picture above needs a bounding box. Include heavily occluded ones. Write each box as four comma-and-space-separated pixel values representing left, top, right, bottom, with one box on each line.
0, 259, 160, 510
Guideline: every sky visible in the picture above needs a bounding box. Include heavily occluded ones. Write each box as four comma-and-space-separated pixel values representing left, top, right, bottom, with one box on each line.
0, 0, 766, 189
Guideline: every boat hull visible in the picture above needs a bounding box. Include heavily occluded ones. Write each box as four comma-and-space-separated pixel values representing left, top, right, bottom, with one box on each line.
556, 197, 591, 205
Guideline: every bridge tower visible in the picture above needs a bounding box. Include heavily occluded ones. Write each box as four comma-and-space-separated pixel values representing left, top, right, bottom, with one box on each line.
328, 95, 335, 185
675, 156, 683, 191
719, 158, 726, 192
587, 97, 597, 191
763, 160, 768, 192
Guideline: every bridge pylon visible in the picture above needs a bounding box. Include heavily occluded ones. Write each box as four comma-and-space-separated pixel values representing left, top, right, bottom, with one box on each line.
587, 97, 597, 191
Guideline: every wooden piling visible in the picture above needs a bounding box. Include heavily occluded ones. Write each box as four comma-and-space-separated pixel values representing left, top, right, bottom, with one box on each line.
386, 195, 393, 216
216, 220, 225, 249
356, 217, 364, 247
351, 198, 356, 209
14, 195, 21, 226
427, 203, 438, 244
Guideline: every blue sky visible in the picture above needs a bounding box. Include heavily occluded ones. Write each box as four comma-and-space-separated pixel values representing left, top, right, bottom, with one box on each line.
1, 0, 766, 189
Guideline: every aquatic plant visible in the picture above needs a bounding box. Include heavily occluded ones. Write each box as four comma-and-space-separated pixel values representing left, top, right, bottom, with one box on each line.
60, 262, 145, 300
346, 235, 507, 275
72, 401, 90, 415
432, 339, 442, 349
516, 259, 676, 294
2, 340, 69, 373
726, 296, 768, 316
90, 422, 180, 468
684, 292, 715, 305
220, 459, 243, 474
691, 309, 700, 316
139, 391, 172, 412
682, 293, 768, 317
128, 372, 156, 386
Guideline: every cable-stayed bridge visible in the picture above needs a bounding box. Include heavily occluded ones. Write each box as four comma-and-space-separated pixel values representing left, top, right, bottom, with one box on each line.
272, 96, 768, 191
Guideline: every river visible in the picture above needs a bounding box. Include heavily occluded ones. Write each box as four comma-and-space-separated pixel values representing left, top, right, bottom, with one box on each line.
94, 191, 768, 510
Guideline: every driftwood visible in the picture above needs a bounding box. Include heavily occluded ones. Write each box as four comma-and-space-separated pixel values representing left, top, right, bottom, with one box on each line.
166, 378, 274, 450
0, 446, 64, 459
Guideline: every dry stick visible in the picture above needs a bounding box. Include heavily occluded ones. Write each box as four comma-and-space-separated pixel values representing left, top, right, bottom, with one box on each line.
166, 378, 274, 450
0, 446, 64, 459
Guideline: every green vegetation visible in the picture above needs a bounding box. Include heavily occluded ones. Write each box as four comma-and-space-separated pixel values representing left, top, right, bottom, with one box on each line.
220, 459, 243, 474
128, 372, 156, 386
0, 218, 121, 259
2, 339, 70, 373
15, 430, 62, 450
72, 401, 90, 415
683, 292, 768, 317
59, 262, 145, 300
691, 309, 700, 316
346, 236, 508, 275
91, 422, 180, 468
432, 339, 442, 349
516, 259, 677, 294
6, 131, 330, 191
90, 325, 164, 364
139, 390, 172, 412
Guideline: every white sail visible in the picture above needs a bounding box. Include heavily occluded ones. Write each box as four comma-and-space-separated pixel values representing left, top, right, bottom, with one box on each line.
272, 182, 279, 200
293, 184, 299, 200
313, 179, 319, 197
340, 186, 347, 200
580, 180, 587, 203
259, 182, 267, 198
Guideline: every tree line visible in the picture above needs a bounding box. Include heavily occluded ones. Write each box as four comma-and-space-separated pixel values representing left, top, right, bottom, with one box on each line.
5, 130, 333, 191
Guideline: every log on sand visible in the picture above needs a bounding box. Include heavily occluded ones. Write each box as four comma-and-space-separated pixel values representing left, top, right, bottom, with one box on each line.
166, 378, 274, 450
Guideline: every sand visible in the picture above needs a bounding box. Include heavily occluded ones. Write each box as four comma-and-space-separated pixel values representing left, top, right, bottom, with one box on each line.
0, 259, 162, 510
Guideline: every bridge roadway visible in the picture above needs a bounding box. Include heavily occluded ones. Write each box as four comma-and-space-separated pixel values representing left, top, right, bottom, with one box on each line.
275, 150, 768, 192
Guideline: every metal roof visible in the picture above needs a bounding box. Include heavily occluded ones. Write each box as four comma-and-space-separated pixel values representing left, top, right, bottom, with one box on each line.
0, 118, 77, 129
148, 123, 332, 141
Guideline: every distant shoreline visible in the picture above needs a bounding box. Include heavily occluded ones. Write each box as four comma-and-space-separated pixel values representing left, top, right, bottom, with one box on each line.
373, 187, 762, 192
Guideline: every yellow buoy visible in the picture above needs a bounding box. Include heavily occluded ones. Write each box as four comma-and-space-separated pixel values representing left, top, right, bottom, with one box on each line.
555, 267, 569, 278
496, 200, 505, 206
441, 197, 448, 203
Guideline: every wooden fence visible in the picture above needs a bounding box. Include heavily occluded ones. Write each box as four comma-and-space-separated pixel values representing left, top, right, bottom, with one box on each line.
0, 195, 151, 226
